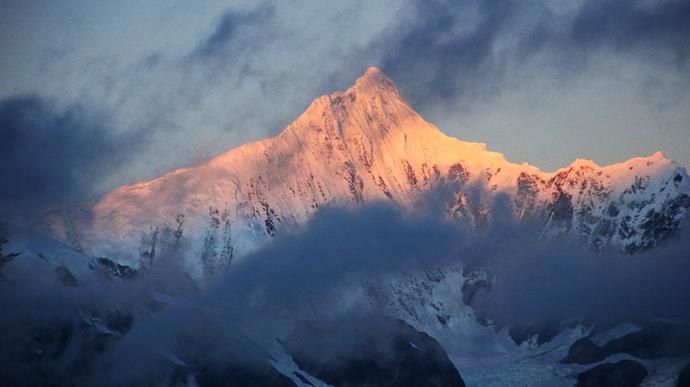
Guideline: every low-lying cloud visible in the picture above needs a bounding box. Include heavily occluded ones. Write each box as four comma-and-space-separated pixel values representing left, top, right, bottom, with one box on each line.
2, 191, 689, 384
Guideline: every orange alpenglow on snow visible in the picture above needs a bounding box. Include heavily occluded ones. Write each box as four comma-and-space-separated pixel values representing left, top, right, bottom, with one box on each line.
47, 67, 690, 263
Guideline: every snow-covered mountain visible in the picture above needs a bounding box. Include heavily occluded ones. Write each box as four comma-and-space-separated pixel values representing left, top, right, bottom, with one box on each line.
47, 67, 690, 267
9, 67, 690, 385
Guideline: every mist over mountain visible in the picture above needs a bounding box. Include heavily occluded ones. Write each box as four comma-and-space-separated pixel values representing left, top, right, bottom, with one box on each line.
2, 68, 690, 386
3, 0, 690, 384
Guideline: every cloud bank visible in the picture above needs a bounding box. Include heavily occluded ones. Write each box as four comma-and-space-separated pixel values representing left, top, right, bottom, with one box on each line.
0, 96, 144, 225
2, 194, 689, 384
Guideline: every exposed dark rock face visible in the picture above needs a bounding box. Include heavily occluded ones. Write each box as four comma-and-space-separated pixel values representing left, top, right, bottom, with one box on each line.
515, 172, 546, 219
0, 305, 294, 387
192, 360, 295, 387
89, 257, 137, 279
508, 322, 562, 346
547, 191, 574, 229
55, 265, 79, 287
576, 360, 647, 387
563, 337, 604, 365
0, 308, 137, 386
460, 266, 495, 326
282, 317, 465, 387
0, 237, 20, 273
634, 193, 690, 252
447, 163, 469, 185
169, 324, 299, 387
563, 322, 690, 365
404, 159, 418, 188
677, 363, 690, 387
200, 207, 234, 276
460, 266, 493, 307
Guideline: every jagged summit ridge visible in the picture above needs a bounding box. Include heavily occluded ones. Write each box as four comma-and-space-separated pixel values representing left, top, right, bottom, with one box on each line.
278, 65, 429, 143
47, 68, 690, 268
352, 66, 399, 93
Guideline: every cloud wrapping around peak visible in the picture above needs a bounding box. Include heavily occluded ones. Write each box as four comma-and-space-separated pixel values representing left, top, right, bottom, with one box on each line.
1, 197, 689, 384
375, 0, 690, 109
0, 95, 144, 224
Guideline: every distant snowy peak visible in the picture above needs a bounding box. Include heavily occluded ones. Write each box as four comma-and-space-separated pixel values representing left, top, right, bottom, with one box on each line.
516, 151, 689, 251
47, 67, 690, 266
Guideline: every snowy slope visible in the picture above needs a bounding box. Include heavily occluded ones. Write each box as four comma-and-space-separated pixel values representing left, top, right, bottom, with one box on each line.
46, 67, 690, 266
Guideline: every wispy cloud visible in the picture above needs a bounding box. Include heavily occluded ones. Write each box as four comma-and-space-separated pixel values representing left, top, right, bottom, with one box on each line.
0, 95, 145, 224
373, 0, 690, 109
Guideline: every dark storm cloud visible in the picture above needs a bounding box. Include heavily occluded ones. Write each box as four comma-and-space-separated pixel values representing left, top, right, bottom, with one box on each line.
569, 0, 690, 57
374, 0, 690, 108
520, 0, 690, 71
0, 95, 142, 224
191, 4, 275, 62
376, 0, 518, 105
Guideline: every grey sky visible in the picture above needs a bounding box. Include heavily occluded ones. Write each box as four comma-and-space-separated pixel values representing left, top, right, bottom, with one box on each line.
1, 0, 689, 210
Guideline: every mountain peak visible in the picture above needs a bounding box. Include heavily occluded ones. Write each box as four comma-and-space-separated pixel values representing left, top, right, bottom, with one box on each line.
650, 150, 668, 160
281, 66, 413, 141
350, 66, 398, 95
365, 66, 382, 75
58, 66, 690, 263
569, 158, 599, 169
